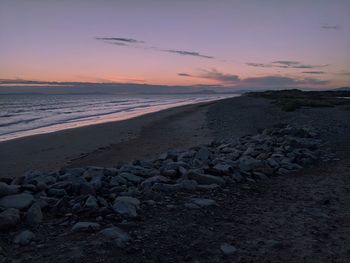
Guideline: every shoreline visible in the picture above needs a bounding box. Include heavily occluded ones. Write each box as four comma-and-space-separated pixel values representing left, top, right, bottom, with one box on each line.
0, 97, 231, 178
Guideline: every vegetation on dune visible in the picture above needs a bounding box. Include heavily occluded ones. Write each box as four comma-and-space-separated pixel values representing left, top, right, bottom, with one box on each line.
247, 89, 350, 112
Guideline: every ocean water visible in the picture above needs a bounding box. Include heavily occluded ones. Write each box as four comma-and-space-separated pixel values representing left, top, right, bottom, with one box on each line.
0, 93, 237, 142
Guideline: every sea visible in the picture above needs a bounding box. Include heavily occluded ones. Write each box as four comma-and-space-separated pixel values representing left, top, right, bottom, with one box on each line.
0, 93, 237, 142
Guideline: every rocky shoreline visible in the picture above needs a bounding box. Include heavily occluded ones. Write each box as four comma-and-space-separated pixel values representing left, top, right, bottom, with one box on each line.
0, 123, 337, 262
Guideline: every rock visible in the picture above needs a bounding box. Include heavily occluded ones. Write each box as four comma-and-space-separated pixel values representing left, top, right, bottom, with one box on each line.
253, 172, 269, 181
99, 227, 131, 248
84, 195, 98, 210
239, 156, 262, 171
115, 196, 140, 207
0, 208, 20, 230
184, 203, 200, 209
0, 182, 19, 197
79, 183, 95, 195
13, 230, 35, 246
188, 171, 225, 186
189, 198, 217, 207
220, 243, 237, 255
113, 196, 140, 217
47, 188, 67, 197
21, 184, 37, 192
152, 183, 180, 192
212, 163, 232, 175
195, 147, 210, 161
119, 172, 143, 184
71, 222, 100, 232
178, 180, 198, 190
277, 168, 291, 176
26, 203, 43, 226
0, 193, 34, 210
161, 169, 178, 178
140, 176, 169, 189
267, 158, 280, 168
303, 208, 329, 218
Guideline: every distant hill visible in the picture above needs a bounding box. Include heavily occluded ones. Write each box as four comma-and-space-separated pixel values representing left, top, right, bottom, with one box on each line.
332, 87, 350, 91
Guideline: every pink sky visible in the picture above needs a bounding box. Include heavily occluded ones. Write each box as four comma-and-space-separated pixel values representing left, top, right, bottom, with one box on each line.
0, 0, 349, 89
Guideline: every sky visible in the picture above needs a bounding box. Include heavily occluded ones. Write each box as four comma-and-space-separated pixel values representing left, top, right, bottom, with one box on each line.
0, 0, 350, 90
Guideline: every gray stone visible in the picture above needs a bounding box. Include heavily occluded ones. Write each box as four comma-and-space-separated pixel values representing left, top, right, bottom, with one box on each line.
113, 197, 140, 217
115, 196, 140, 207
220, 243, 237, 255
100, 226, 131, 248
267, 158, 280, 168
71, 222, 101, 232
277, 168, 291, 176
195, 147, 210, 161
190, 198, 217, 207
0, 182, 19, 197
26, 203, 43, 226
184, 203, 200, 209
47, 188, 67, 197
84, 195, 98, 209
161, 169, 177, 178
212, 163, 232, 175
178, 180, 198, 190
141, 176, 169, 189
152, 183, 180, 192
0, 193, 34, 210
0, 208, 20, 230
188, 171, 225, 186
13, 230, 35, 246
119, 172, 143, 184
239, 156, 262, 171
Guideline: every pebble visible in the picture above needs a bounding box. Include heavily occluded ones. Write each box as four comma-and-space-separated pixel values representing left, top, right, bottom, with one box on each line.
13, 230, 35, 246
99, 226, 131, 248
220, 243, 237, 255
71, 222, 101, 232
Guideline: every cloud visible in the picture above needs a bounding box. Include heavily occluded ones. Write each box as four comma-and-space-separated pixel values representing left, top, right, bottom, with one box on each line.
177, 69, 328, 87
198, 69, 240, 83
302, 71, 325, 74
178, 73, 192, 77
241, 76, 327, 86
163, 49, 213, 59
95, 36, 214, 59
95, 37, 144, 43
246, 62, 272, 68
321, 25, 340, 30
246, 61, 328, 69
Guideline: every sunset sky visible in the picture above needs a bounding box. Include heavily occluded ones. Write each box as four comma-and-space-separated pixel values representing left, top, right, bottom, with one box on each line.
0, 0, 349, 89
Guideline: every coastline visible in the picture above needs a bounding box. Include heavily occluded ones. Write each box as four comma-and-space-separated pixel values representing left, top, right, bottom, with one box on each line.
0, 98, 227, 178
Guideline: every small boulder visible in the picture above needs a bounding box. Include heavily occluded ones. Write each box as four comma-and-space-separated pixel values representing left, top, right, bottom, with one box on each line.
220, 243, 237, 255
72, 222, 100, 232
0, 182, 19, 197
189, 198, 217, 207
26, 203, 43, 226
0, 193, 34, 210
188, 171, 225, 186
99, 227, 131, 248
0, 208, 20, 230
13, 230, 35, 246
112, 196, 140, 217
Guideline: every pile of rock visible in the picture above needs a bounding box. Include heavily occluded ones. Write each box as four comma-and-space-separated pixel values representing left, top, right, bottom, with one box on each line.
0, 124, 332, 247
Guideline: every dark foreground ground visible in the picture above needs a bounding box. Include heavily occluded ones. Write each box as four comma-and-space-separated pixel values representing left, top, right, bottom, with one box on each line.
1, 92, 350, 263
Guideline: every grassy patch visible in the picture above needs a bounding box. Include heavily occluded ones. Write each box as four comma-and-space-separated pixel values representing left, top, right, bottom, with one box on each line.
247, 89, 350, 112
